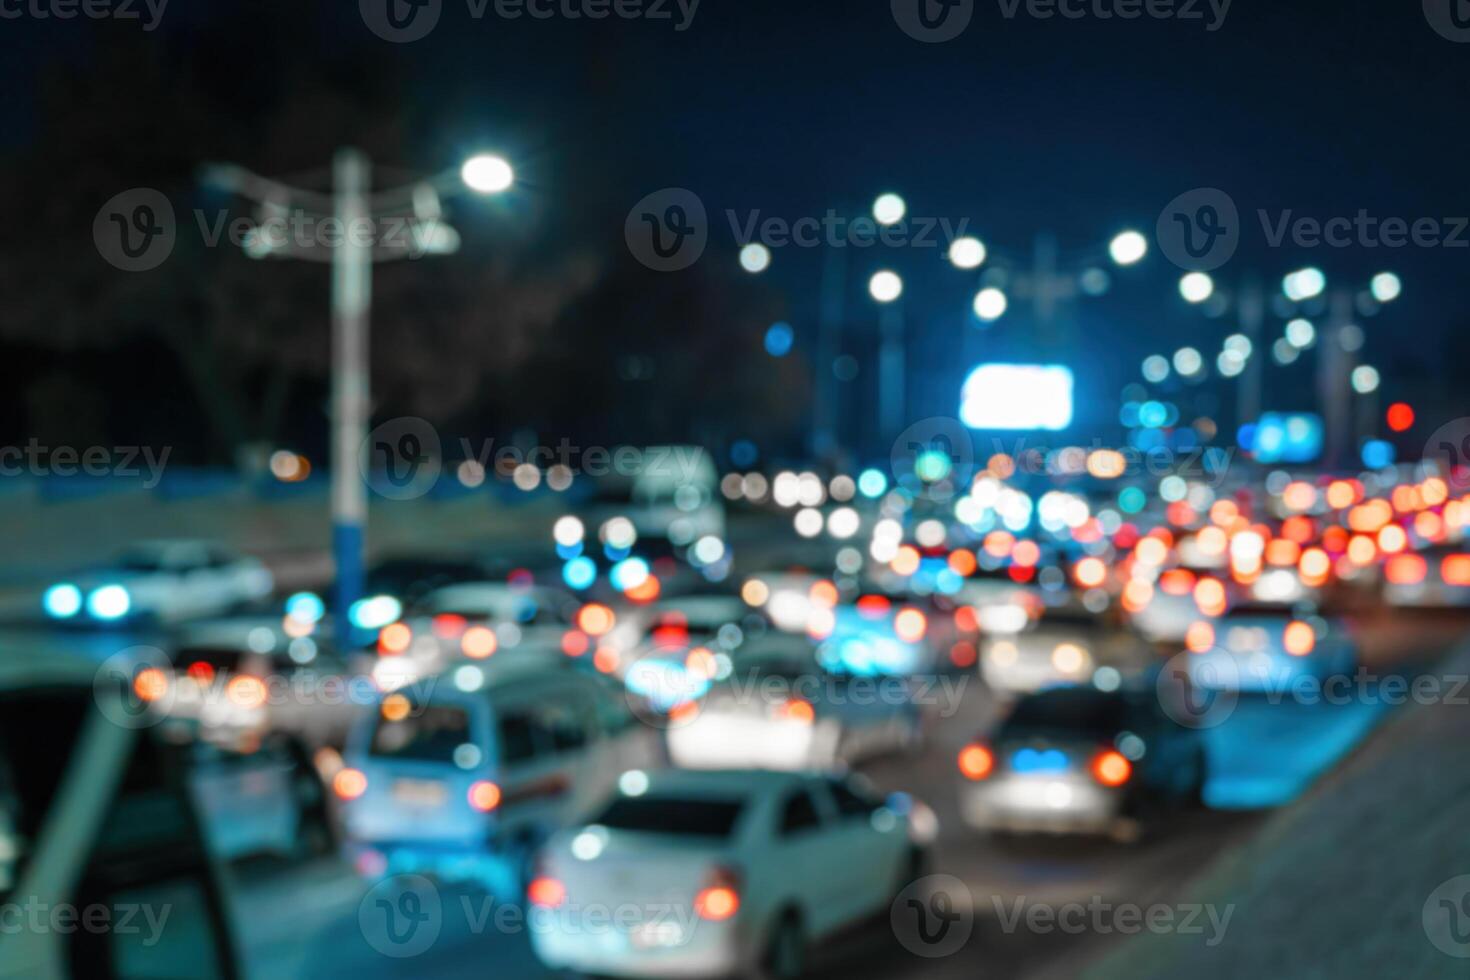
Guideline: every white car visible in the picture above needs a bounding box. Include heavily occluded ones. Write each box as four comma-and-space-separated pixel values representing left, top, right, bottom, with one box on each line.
371, 581, 580, 685
982, 607, 1154, 696
167, 617, 371, 751
338, 648, 664, 895
529, 769, 922, 979
1383, 547, 1470, 608
42, 540, 273, 625
668, 649, 925, 770
1184, 605, 1357, 693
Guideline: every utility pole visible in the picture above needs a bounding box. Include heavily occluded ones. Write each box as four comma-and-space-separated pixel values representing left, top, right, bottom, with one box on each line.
330, 148, 372, 640
1236, 276, 1264, 427
811, 242, 846, 465
1318, 287, 1355, 471
878, 299, 906, 445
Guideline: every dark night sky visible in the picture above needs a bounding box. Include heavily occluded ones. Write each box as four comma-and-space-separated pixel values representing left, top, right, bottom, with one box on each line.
6, 0, 1469, 454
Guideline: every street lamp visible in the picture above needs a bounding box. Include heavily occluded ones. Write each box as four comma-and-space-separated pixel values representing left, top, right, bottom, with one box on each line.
949, 236, 987, 270
202, 148, 516, 642
972, 286, 1008, 321
1178, 271, 1214, 304
1108, 230, 1148, 266
873, 193, 906, 227
868, 269, 903, 303
460, 154, 515, 194
739, 242, 772, 273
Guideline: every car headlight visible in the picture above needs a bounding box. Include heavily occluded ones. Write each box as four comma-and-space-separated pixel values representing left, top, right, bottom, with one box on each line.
86, 584, 131, 620
43, 583, 82, 619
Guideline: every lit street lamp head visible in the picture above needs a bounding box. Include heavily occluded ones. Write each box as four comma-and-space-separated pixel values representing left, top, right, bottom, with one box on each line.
461, 154, 515, 194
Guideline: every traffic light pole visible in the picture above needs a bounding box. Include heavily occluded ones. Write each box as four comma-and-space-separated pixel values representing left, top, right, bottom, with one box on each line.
331, 148, 371, 640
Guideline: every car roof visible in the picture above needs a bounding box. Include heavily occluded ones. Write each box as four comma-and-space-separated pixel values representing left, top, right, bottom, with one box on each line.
634, 768, 813, 799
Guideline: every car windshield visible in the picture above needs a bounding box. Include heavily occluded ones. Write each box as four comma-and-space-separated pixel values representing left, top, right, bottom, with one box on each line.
370, 705, 474, 763
116, 551, 169, 573
999, 691, 1131, 739
592, 795, 746, 837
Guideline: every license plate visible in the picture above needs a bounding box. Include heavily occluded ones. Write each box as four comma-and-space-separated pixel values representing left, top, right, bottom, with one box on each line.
392, 779, 447, 807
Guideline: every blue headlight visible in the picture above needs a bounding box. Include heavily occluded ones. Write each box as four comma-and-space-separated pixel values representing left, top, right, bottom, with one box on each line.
43, 583, 83, 619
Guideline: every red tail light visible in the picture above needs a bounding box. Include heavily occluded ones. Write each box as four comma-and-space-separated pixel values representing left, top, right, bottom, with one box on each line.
1091, 750, 1132, 787
333, 768, 368, 800
527, 876, 566, 908
694, 866, 742, 921
958, 743, 994, 780
775, 698, 815, 724
1385, 554, 1427, 585
1443, 555, 1470, 587
468, 780, 502, 812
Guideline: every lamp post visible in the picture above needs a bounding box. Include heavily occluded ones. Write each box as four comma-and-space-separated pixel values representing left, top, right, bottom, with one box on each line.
202, 149, 515, 639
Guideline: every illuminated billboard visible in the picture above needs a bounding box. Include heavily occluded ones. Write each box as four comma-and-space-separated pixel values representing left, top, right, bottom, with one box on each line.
959, 364, 1074, 431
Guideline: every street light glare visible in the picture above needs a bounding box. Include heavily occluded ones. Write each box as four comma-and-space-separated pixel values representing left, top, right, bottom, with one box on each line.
972, 287, 1008, 321
1108, 230, 1147, 266
873, 193, 906, 227
1352, 364, 1381, 394
868, 269, 903, 303
739, 243, 772, 273
1282, 267, 1326, 302
949, 236, 987, 270
461, 154, 514, 194
1179, 272, 1214, 303
1370, 272, 1402, 303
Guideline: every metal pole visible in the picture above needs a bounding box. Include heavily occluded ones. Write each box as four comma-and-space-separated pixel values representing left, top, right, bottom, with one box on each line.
812, 242, 846, 464
1318, 287, 1353, 471
1237, 276, 1264, 427
879, 300, 905, 446
331, 148, 371, 639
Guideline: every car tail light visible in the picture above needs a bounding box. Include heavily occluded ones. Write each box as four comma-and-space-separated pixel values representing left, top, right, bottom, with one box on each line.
185, 661, 215, 684
694, 866, 742, 921
333, 768, 368, 800
468, 780, 502, 812
958, 743, 993, 780
1090, 750, 1132, 787
226, 675, 268, 708
527, 876, 566, 909
1443, 555, 1470, 587
1386, 554, 1427, 585
1282, 621, 1315, 656
132, 668, 169, 703
378, 622, 412, 655
775, 698, 814, 724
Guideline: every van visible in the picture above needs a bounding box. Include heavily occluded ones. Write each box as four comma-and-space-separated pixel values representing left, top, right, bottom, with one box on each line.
336, 648, 663, 895
0, 655, 241, 979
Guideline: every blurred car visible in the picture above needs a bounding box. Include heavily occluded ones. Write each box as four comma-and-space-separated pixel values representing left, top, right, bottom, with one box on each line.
187, 737, 335, 862
667, 648, 925, 770
371, 581, 581, 685
958, 686, 1206, 842
0, 653, 242, 978
166, 617, 369, 751
365, 554, 489, 608
337, 648, 663, 895
529, 769, 922, 979
42, 540, 273, 626
1185, 604, 1357, 692
1382, 547, 1470, 608
587, 445, 726, 548
817, 592, 956, 676
981, 604, 1153, 696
